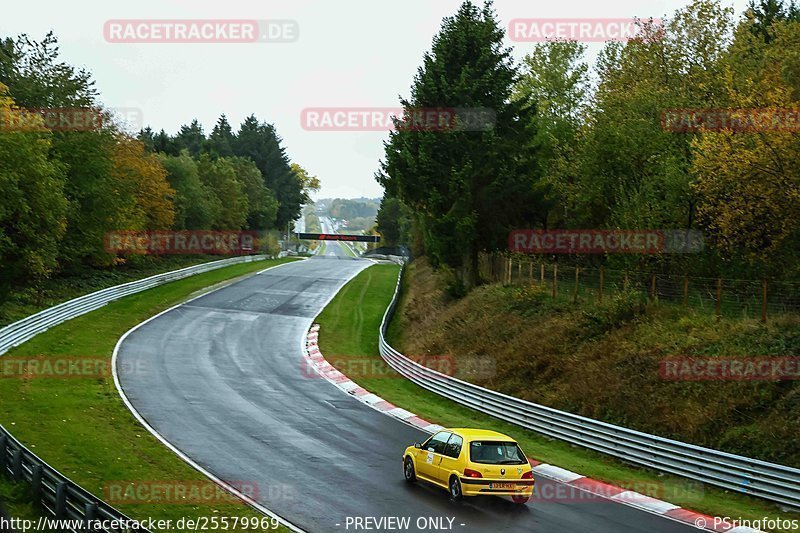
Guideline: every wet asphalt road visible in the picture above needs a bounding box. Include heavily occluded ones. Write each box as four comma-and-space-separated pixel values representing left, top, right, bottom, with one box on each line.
117, 257, 696, 532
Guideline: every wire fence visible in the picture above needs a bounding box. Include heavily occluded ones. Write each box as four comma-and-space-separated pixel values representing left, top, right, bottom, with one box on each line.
480, 253, 800, 321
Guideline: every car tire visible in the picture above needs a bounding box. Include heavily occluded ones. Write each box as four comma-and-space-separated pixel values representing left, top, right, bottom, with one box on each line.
449, 476, 463, 501
512, 495, 530, 504
404, 457, 416, 483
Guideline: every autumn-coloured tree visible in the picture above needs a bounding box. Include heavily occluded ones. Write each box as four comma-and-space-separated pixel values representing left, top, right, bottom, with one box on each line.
110, 136, 175, 231
0, 82, 67, 293
691, 21, 800, 272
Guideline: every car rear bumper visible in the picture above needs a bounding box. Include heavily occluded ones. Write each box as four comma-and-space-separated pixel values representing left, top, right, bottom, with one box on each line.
459, 478, 534, 497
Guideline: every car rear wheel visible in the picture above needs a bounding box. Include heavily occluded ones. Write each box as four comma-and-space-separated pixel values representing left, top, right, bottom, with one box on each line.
512, 495, 530, 504
449, 476, 463, 501
404, 457, 416, 482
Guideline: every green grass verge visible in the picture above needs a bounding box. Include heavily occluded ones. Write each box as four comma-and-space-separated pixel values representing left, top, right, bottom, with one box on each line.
0, 257, 299, 532
316, 264, 800, 532
340, 243, 358, 258
0, 256, 227, 328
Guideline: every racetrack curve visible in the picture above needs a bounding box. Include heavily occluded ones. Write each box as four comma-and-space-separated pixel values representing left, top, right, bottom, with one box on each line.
116, 257, 696, 532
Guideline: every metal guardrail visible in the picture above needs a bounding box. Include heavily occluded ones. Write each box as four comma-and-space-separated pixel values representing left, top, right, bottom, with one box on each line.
0, 425, 142, 532
0, 255, 268, 532
378, 265, 800, 510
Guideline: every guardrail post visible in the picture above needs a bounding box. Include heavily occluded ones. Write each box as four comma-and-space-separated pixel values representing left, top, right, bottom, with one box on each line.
31, 463, 43, 504
55, 482, 67, 519
0, 435, 7, 476
11, 449, 23, 482
84, 502, 98, 531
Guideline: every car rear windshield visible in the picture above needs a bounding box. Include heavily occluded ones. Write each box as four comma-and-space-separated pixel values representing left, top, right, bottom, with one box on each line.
469, 441, 527, 465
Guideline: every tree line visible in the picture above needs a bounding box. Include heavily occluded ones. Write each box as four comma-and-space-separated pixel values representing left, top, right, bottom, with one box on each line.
0, 33, 316, 297
377, 0, 800, 290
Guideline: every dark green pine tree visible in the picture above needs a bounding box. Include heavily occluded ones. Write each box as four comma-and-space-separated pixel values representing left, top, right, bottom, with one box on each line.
748, 0, 800, 42
208, 114, 235, 158
233, 115, 305, 227
377, 0, 543, 288
174, 119, 206, 156
152, 129, 178, 155
138, 126, 155, 151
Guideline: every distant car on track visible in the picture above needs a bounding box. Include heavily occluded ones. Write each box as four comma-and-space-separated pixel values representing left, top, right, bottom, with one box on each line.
403, 428, 534, 504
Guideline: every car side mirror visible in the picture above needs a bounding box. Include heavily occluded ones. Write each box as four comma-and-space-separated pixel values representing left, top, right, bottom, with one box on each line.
414, 442, 421, 449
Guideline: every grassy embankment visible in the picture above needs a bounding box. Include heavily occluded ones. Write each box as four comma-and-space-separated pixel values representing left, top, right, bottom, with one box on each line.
0, 256, 226, 327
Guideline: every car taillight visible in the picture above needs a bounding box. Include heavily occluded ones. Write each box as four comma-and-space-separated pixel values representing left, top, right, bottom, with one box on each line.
464, 468, 483, 478
521, 471, 533, 479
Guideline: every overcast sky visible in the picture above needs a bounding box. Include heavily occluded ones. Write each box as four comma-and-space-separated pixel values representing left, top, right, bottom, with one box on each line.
2, 0, 749, 200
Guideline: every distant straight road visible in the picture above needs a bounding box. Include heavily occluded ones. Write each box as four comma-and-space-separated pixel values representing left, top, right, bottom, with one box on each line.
318, 216, 352, 258
117, 257, 695, 532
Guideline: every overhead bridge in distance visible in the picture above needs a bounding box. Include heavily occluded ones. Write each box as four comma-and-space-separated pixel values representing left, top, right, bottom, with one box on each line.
297, 233, 380, 243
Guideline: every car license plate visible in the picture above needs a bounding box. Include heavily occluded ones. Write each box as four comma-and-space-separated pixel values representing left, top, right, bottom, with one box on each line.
490, 483, 515, 489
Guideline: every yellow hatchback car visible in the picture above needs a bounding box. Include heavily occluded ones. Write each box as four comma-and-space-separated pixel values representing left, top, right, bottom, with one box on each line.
403, 428, 534, 504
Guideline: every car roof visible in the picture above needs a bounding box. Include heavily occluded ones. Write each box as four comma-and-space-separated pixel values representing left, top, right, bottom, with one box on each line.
444, 428, 516, 442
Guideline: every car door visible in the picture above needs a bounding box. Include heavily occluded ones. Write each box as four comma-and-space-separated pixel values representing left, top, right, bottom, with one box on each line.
416, 431, 451, 483
436, 433, 464, 484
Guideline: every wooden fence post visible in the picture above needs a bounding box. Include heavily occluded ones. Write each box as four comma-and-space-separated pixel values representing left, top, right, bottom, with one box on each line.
650, 274, 657, 301
715, 278, 722, 320
540, 263, 545, 284
683, 275, 689, 305
574, 267, 580, 303
552, 264, 558, 298
762, 280, 768, 323
529, 261, 533, 284
599, 267, 604, 303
